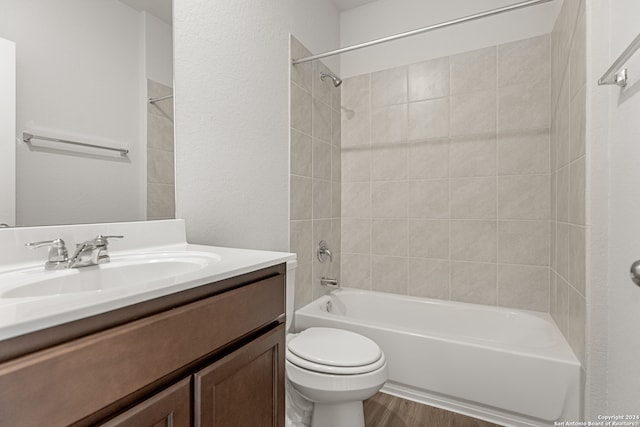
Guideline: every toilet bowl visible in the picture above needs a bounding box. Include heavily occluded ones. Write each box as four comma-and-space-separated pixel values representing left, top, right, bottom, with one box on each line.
285, 261, 387, 427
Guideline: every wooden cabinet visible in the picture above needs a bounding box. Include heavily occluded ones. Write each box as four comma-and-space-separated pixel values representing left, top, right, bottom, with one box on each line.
195, 324, 285, 427
0, 264, 286, 427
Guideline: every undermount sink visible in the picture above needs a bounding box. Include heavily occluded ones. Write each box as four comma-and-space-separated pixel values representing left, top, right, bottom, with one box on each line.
1, 252, 221, 299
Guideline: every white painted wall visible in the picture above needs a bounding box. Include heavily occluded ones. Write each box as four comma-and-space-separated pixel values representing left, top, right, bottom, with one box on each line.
174, 0, 339, 251
0, 37, 16, 227
0, 0, 146, 226
291, 0, 341, 73
588, 0, 640, 415
144, 12, 174, 87
340, 0, 561, 77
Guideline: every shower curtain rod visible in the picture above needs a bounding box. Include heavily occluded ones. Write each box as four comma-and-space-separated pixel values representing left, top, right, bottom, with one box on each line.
292, 0, 554, 65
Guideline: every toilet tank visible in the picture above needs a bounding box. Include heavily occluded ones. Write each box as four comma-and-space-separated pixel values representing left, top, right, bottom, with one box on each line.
286, 260, 297, 332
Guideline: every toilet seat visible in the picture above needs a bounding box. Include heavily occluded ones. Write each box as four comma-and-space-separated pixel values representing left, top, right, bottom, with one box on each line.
287, 327, 385, 375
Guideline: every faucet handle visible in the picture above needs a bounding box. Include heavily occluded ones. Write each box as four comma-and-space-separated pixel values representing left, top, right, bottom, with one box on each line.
93, 235, 123, 247
25, 238, 69, 263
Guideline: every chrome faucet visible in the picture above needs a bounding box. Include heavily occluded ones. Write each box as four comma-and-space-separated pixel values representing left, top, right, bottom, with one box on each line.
68, 235, 123, 268
26, 235, 123, 269
320, 277, 339, 289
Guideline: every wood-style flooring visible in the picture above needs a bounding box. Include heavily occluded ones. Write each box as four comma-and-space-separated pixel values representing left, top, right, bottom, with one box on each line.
364, 392, 502, 427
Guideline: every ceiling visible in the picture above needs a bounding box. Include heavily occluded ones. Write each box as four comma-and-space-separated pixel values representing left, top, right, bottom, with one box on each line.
331, 0, 378, 12
118, 0, 172, 24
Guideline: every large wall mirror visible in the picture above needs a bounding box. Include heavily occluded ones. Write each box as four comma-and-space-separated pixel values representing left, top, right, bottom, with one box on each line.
0, 0, 174, 227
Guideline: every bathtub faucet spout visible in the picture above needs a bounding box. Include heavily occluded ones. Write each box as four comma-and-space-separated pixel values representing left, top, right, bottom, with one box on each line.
320, 277, 339, 289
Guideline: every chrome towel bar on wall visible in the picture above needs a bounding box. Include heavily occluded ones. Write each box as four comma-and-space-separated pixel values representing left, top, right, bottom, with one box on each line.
598, 32, 640, 87
23, 132, 129, 157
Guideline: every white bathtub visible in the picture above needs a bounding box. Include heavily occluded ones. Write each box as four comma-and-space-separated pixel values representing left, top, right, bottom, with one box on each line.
294, 288, 580, 427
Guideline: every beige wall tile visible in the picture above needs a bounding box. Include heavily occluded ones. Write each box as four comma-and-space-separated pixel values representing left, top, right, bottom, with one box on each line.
408, 57, 449, 101
371, 145, 407, 181
498, 35, 550, 87
342, 74, 370, 112
332, 182, 341, 219
148, 80, 174, 121
450, 46, 497, 95
372, 256, 408, 293
313, 98, 332, 143
449, 136, 496, 177
569, 86, 586, 161
312, 179, 332, 219
332, 145, 341, 182
332, 108, 342, 147
341, 253, 371, 289
556, 222, 570, 281
313, 61, 334, 107
498, 174, 550, 220
498, 80, 550, 132
291, 129, 312, 177
332, 86, 341, 113
291, 176, 312, 220
372, 104, 408, 144
555, 73, 571, 168
342, 147, 371, 182
291, 82, 312, 134
342, 182, 371, 218
451, 177, 496, 219
372, 219, 408, 256
451, 261, 497, 305
408, 98, 449, 141
568, 285, 586, 364
569, 225, 586, 295
372, 181, 409, 218
498, 264, 550, 311
290, 220, 312, 264
147, 114, 174, 151
569, 10, 586, 100
497, 130, 550, 175
498, 220, 550, 266
408, 140, 449, 179
409, 219, 449, 259
342, 109, 370, 148
371, 66, 407, 107
147, 148, 174, 184
342, 218, 371, 254
290, 36, 312, 93
553, 274, 570, 337
450, 91, 497, 136
556, 165, 570, 223
408, 179, 449, 219
312, 139, 332, 181
409, 259, 450, 299
451, 220, 497, 262
147, 183, 175, 219
569, 157, 586, 225
294, 262, 313, 310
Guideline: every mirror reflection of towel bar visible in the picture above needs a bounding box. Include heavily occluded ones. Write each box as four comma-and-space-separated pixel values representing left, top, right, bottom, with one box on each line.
22, 132, 129, 157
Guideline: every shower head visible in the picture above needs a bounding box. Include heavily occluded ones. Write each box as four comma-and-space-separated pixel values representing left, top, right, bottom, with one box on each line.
320, 71, 342, 87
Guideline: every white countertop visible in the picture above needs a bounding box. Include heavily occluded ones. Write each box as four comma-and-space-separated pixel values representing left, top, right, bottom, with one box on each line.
0, 220, 295, 341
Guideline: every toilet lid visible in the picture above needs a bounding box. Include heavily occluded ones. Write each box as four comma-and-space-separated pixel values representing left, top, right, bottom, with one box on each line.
287, 327, 382, 368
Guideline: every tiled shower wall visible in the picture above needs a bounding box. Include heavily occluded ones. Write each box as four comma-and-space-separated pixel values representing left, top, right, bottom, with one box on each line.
550, 0, 586, 367
147, 79, 176, 220
290, 36, 342, 309
340, 35, 552, 312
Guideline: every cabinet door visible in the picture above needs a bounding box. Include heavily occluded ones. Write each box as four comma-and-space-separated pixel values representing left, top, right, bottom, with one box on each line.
194, 324, 285, 427
99, 378, 191, 427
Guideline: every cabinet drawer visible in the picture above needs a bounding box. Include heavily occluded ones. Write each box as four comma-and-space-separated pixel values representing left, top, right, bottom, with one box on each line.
100, 378, 191, 427
0, 274, 284, 427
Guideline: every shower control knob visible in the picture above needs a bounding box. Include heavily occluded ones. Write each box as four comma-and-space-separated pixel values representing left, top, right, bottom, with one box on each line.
630, 260, 640, 287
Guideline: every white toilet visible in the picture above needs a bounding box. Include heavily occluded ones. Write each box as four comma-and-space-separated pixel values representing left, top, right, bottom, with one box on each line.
285, 261, 388, 427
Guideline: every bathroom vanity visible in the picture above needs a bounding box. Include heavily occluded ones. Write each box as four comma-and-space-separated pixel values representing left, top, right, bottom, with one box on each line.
0, 220, 294, 426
